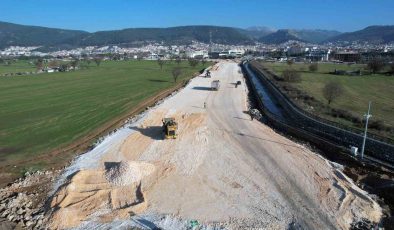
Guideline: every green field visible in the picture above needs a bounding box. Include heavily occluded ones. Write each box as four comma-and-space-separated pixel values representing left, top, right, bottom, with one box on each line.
0, 60, 209, 175
262, 62, 394, 137
0, 60, 36, 75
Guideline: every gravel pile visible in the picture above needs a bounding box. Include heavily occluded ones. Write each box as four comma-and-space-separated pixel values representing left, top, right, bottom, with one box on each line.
105, 161, 155, 186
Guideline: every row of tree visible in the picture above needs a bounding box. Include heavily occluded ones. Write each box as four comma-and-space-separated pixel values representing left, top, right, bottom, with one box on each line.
32, 57, 103, 71
157, 58, 207, 70
286, 58, 394, 74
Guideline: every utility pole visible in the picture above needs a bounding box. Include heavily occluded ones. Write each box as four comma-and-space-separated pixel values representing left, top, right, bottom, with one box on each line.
361, 101, 372, 160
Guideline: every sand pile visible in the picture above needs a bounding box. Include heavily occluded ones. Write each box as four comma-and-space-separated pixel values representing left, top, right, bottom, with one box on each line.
49, 161, 156, 229
105, 161, 156, 186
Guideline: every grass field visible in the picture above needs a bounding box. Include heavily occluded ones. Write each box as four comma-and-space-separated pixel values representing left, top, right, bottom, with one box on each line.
262, 62, 394, 137
0, 60, 36, 75
0, 60, 209, 175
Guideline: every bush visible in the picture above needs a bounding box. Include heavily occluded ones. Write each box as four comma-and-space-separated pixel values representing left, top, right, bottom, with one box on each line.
282, 69, 301, 82
369, 120, 386, 131
309, 63, 318, 72
367, 58, 385, 74
322, 81, 344, 105
390, 63, 394, 75
331, 108, 353, 119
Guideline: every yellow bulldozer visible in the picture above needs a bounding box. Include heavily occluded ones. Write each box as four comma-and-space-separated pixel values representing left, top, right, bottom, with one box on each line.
162, 118, 178, 139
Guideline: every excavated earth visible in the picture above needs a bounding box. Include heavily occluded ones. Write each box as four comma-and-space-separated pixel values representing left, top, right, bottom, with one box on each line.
45, 61, 383, 229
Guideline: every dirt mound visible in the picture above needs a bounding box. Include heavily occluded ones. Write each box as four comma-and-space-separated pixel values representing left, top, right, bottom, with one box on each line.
49, 161, 156, 229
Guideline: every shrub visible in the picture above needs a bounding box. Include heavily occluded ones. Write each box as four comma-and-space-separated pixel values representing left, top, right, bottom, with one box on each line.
367, 58, 385, 74
309, 63, 318, 72
282, 69, 301, 82
369, 120, 385, 131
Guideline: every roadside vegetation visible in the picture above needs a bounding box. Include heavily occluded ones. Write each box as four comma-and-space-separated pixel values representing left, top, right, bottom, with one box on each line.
255, 61, 394, 140
0, 59, 210, 182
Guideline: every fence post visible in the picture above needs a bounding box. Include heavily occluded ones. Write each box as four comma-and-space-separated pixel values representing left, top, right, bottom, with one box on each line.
361, 101, 372, 160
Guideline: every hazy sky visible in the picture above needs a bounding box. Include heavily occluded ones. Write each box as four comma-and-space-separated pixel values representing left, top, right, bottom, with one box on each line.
1, 0, 393, 32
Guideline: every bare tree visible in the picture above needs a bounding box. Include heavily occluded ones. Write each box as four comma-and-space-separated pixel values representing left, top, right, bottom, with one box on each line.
175, 57, 181, 65
157, 59, 164, 70
85, 58, 91, 66
48, 60, 59, 68
309, 63, 318, 72
59, 63, 70, 72
390, 63, 394, 75
70, 59, 79, 70
172, 67, 182, 83
188, 58, 199, 67
94, 57, 102, 66
322, 81, 344, 105
201, 59, 207, 66
282, 69, 301, 82
34, 58, 43, 71
367, 58, 385, 74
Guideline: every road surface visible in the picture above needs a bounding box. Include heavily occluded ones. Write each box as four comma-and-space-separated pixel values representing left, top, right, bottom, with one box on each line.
49, 61, 381, 229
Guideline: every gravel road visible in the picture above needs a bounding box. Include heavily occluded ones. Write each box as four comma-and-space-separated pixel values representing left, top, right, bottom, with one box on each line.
49, 61, 382, 229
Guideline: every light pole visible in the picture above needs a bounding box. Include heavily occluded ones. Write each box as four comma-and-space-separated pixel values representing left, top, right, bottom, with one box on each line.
361, 101, 372, 160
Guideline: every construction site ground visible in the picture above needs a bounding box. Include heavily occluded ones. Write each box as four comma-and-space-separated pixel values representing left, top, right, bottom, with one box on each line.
47, 61, 382, 229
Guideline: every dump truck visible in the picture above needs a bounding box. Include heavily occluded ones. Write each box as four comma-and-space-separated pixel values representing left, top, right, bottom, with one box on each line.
162, 118, 177, 139
211, 80, 220, 91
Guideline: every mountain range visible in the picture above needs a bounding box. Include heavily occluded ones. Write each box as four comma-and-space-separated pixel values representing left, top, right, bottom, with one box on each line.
325, 25, 394, 44
0, 21, 393, 49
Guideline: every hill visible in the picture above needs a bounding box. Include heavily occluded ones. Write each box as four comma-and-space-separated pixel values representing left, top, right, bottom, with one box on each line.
237, 26, 276, 39
0, 22, 253, 48
294, 29, 341, 43
2, 21, 392, 47
326, 25, 394, 43
258, 29, 305, 44
0, 21, 88, 49
70, 25, 253, 46
258, 29, 341, 44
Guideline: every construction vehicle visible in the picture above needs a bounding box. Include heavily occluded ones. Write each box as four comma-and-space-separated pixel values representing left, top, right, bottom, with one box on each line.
235, 80, 241, 88
211, 80, 220, 90
162, 118, 178, 139
249, 109, 262, 120
205, 70, 211, 78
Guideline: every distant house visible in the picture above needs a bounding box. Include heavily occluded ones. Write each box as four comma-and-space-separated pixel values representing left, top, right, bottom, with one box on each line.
305, 49, 330, 62
286, 45, 304, 56
332, 51, 361, 63
147, 53, 159, 60
208, 51, 220, 59
187, 50, 208, 59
